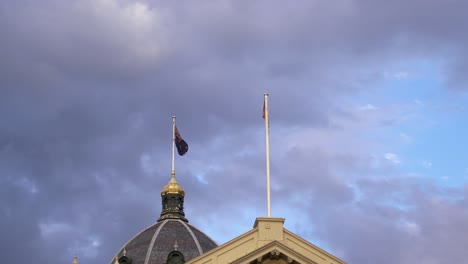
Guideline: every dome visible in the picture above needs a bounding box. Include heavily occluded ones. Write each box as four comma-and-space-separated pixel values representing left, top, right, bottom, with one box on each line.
111, 172, 217, 264
112, 219, 217, 264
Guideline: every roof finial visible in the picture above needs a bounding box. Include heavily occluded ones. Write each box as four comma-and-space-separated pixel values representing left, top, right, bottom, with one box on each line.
123, 248, 127, 257
114, 256, 119, 264
72, 256, 78, 264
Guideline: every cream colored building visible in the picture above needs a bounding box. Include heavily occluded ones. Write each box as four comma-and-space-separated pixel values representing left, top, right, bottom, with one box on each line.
187, 217, 345, 264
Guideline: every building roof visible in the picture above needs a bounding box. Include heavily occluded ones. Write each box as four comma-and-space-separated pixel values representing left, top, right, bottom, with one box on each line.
186, 217, 347, 264
112, 219, 217, 264
111, 172, 217, 264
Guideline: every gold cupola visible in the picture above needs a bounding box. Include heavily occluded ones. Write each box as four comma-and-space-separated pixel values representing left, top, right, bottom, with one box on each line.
161, 172, 185, 196
158, 171, 188, 222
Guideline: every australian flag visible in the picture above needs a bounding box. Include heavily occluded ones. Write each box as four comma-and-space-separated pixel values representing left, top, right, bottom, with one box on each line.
174, 126, 188, 156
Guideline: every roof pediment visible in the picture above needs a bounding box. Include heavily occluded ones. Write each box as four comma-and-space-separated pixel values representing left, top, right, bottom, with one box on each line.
187, 217, 345, 264
230, 240, 317, 264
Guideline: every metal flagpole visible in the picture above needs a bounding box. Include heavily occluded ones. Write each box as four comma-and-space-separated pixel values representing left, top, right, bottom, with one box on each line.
172, 116, 176, 178
264, 93, 271, 217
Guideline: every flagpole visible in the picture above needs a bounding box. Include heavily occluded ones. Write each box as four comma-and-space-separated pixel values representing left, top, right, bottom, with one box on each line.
172, 116, 176, 178
264, 93, 271, 217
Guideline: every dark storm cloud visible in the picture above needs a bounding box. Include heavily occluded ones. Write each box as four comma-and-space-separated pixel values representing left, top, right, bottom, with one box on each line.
1, 1, 468, 264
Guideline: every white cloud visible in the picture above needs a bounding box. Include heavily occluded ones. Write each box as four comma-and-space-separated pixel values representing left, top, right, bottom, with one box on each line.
140, 153, 157, 174
414, 99, 424, 106
384, 71, 409, 80
421, 160, 432, 169
359, 104, 379, 111
399, 221, 421, 236
384, 153, 401, 164
39, 221, 73, 237
394, 71, 409, 80
400, 133, 412, 143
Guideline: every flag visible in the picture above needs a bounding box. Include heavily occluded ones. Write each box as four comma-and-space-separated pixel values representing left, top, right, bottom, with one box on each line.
263, 97, 269, 127
262, 100, 265, 119
174, 126, 188, 156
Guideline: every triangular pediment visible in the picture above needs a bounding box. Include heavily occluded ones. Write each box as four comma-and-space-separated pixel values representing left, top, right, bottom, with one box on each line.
187, 217, 345, 264
230, 240, 318, 264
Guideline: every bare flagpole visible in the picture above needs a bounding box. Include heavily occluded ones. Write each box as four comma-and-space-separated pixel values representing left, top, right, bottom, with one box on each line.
172, 116, 176, 178
264, 93, 271, 217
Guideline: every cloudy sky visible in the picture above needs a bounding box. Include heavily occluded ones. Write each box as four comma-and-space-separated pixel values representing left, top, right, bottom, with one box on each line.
1, 0, 468, 263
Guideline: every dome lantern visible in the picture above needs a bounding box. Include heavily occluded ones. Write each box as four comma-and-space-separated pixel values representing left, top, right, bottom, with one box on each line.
158, 171, 187, 222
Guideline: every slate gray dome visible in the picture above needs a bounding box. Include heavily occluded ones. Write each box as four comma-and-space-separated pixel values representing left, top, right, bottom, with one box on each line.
111, 173, 217, 264
113, 219, 217, 264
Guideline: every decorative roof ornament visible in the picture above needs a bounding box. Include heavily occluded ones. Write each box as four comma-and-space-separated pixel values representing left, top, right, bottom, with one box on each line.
72, 256, 78, 264
118, 248, 132, 264
158, 172, 188, 222
174, 240, 179, 251
161, 172, 185, 196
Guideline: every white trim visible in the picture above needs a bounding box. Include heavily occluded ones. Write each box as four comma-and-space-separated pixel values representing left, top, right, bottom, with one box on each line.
144, 220, 168, 264
110, 221, 163, 263
179, 220, 204, 255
